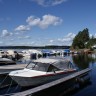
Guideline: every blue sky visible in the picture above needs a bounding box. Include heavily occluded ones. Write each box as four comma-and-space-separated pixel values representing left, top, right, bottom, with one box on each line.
0, 0, 96, 46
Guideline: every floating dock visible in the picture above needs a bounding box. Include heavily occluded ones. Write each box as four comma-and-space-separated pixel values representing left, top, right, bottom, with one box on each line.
10, 68, 91, 96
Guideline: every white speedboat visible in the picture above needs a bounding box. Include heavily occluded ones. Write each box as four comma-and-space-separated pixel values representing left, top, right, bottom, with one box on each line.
9, 58, 76, 87
0, 58, 16, 65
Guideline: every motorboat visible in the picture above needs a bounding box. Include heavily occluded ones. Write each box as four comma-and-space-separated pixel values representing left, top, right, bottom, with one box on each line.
0, 58, 16, 65
9, 58, 77, 87
22, 49, 42, 59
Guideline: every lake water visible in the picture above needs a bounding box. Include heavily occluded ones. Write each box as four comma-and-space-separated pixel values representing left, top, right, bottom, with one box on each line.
0, 52, 96, 96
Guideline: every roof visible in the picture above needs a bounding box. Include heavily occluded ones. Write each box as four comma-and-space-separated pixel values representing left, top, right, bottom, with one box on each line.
32, 57, 73, 70
32, 58, 59, 64
32, 57, 70, 64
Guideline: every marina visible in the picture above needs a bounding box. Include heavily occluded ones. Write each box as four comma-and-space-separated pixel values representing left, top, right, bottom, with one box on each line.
0, 0, 96, 96
0, 49, 95, 96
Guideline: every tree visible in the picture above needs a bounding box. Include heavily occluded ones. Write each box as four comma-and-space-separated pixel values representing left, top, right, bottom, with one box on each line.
72, 28, 90, 49
86, 38, 96, 48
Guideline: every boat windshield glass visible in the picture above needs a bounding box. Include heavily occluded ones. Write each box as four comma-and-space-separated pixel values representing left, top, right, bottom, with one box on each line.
54, 60, 74, 70
26, 62, 50, 72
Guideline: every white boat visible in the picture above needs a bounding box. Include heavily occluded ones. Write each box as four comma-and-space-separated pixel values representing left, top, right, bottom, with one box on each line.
9, 58, 76, 87
22, 49, 42, 59
0, 58, 16, 65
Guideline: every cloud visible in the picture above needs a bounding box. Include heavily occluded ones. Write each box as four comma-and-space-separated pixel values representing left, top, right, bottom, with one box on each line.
38, 14, 63, 29
15, 14, 63, 32
15, 25, 30, 31
47, 33, 76, 46
26, 16, 40, 26
31, 0, 67, 7
1, 30, 12, 37
26, 14, 63, 29
58, 33, 76, 42
65, 32, 76, 39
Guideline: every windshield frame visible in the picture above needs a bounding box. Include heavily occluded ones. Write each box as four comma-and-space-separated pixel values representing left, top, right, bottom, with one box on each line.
26, 62, 50, 72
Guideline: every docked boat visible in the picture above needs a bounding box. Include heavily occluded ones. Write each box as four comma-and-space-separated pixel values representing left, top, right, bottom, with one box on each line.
0, 58, 16, 65
9, 58, 77, 87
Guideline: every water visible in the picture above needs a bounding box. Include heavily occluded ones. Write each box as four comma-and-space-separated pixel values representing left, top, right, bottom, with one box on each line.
72, 54, 96, 96
0, 51, 96, 96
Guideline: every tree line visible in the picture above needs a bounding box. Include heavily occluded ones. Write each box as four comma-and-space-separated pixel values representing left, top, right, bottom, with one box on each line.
0, 45, 70, 49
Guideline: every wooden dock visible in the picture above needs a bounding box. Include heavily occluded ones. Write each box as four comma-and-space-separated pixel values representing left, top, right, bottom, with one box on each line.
10, 68, 91, 96
0, 64, 27, 74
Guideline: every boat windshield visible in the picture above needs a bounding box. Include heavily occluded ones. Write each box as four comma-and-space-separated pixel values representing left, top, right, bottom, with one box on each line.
54, 60, 74, 70
26, 62, 50, 72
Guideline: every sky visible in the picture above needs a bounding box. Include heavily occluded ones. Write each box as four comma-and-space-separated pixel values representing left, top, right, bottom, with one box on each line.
0, 0, 96, 46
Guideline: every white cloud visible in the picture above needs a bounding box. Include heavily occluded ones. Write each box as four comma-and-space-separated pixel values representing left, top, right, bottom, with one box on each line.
31, 0, 67, 7
45, 33, 76, 46
57, 33, 76, 45
52, 0, 67, 6
27, 14, 63, 29
58, 33, 76, 42
15, 25, 30, 31
1, 30, 12, 37
16, 14, 63, 31
39, 14, 63, 29
26, 16, 40, 26
65, 33, 76, 38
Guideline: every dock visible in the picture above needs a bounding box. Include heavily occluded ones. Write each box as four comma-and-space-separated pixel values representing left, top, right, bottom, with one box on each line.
0, 64, 27, 74
10, 68, 91, 96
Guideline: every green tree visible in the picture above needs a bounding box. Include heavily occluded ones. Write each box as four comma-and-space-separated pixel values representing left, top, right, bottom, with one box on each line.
86, 38, 96, 48
72, 28, 90, 49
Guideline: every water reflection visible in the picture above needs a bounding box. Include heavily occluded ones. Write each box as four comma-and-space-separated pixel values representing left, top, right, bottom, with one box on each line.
72, 54, 96, 70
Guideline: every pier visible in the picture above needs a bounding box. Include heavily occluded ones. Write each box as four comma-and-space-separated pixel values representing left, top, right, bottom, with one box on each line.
10, 68, 91, 96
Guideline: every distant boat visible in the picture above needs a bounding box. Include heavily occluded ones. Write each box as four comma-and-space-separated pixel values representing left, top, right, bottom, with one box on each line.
0, 58, 16, 65
9, 58, 77, 87
0, 50, 7, 58
22, 49, 42, 59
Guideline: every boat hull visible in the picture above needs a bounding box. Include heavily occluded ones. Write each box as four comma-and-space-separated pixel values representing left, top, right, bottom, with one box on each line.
10, 70, 75, 87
